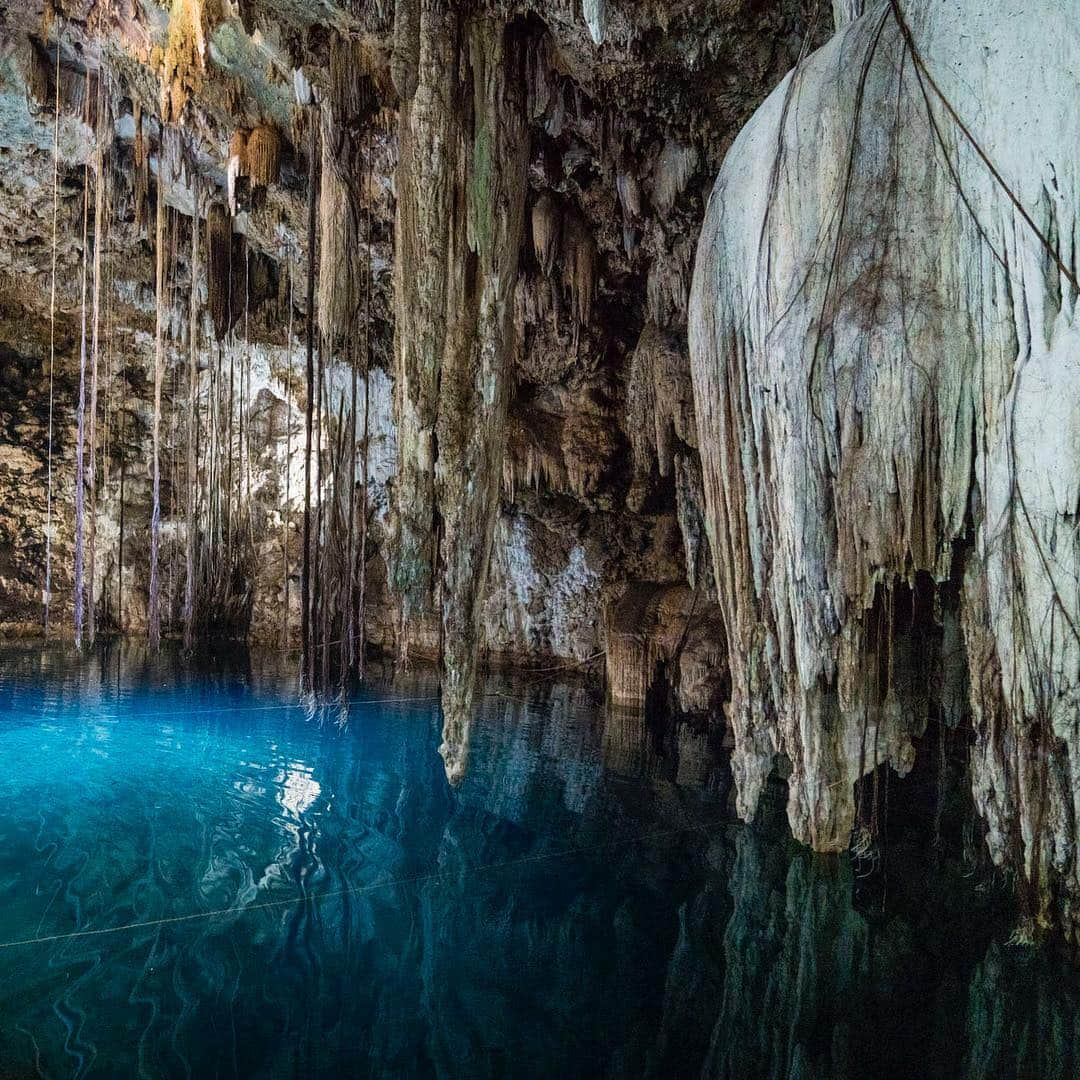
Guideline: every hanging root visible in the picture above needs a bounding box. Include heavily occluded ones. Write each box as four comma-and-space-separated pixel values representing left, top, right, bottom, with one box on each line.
147, 159, 166, 648
42, 34, 60, 638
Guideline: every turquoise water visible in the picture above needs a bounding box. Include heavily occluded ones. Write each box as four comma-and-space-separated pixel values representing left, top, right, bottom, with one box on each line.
0, 644, 1077, 1079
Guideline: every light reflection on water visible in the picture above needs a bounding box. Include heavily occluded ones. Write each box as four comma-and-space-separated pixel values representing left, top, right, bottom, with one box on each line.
0, 641, 1076, 1079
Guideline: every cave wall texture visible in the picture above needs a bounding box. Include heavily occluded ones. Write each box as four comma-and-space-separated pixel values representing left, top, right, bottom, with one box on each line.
690, 0, 1080, 932
0, 0, 1077, 933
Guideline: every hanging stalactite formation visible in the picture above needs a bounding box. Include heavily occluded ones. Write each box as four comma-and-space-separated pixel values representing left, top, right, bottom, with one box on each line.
392, 10, 530, 781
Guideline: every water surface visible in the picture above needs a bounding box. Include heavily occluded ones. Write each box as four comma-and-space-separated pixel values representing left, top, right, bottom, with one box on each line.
0, 643, 1075, 1079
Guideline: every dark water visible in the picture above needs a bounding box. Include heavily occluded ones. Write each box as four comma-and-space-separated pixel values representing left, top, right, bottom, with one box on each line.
0, 644, 1077, 1080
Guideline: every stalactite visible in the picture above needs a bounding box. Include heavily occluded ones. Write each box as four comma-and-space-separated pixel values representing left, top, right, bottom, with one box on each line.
531, 192, 560, 276
242, 253, 251, 510
617, 167, 642, 256
390, 3, 457, 619
292, 36, 383, 685
674, 451, 707, 592
103, 264, 117, 629
207, 202, 233, 339
616, 168, 642, 219
314, 333, 328, 689
357, 279, 370, 680
117, 393, 126, 632
582, 0, 607, 46
243, 124, 281, 188
688, 0, 1080, 918
393, 11, 530, 782
166, 207, 182, 624
833, 0, 867, 30
646, 233, 691, 328
561, 211, 597, 333
319, 35, 378, 351
345, 346, 358, 673
650, 138, 698, 215
147, 154, 166, 648
25, 38, 51, 110
626, 323, 696, 478
227, 129, 246, 215
133, 104, 149, 234
317, 135, 358, 349
605, 582, 725, 716
162, 0, 219, 123
390, 0, 420, 102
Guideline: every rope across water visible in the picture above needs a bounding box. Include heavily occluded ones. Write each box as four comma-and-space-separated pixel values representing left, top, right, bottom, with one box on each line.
0, 817, 724, 952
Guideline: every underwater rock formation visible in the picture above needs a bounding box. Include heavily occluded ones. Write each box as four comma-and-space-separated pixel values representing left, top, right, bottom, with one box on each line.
689, 0, 1080, 927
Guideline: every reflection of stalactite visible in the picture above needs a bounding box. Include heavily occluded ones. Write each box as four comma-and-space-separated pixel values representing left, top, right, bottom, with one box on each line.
600, 705, 650, 778
705, 816, 873, 1080
393, 11, 530, 783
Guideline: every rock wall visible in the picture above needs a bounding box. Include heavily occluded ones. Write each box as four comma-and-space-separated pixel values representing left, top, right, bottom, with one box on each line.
689, 0, 1080, 930
0, 0, 807, 722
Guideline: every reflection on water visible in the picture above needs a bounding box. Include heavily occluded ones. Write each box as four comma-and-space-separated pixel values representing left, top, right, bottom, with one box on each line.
0, 642, 1076, 1078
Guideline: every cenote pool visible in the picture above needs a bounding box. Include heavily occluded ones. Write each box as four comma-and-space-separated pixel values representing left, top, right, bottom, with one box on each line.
0, 643, 1077, 1079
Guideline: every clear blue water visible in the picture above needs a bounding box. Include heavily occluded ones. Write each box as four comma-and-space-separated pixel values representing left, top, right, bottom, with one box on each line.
0, 643, 1077, 1079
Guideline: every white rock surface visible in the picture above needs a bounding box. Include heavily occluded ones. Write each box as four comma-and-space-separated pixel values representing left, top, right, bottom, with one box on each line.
689, 0, 1080, 914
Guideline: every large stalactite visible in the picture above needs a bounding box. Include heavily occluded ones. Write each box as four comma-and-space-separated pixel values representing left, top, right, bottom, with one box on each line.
689, 0, 1080, 930
392, 5, 529, 782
